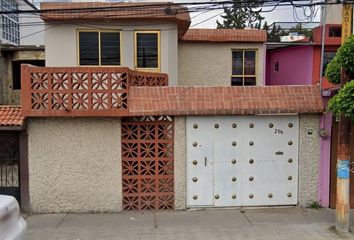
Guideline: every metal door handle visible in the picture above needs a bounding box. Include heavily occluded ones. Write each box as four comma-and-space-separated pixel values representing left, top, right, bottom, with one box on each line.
205, 157, 207, 166
275, 151, 284, 155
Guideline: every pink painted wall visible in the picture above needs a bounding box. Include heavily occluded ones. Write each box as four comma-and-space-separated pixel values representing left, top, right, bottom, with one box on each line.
266, 46, 314, 85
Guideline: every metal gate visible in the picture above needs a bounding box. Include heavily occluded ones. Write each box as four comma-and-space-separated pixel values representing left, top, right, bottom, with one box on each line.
0, 132, 20, 202
121, 116, 174, 211
187, 115, 299, 207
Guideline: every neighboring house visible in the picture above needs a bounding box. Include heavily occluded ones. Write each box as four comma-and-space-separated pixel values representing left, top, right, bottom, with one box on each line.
266, 23, 354, 208
0, 0, 45, 105
5, 2, 323, 213
0, 45, 45, 105
1, 0, 44, 46
0, 1, 44, 206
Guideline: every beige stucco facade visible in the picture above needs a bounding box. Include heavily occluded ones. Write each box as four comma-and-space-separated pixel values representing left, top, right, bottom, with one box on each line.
44, 22, 179, 85
27, 118, 122, 213
174, 116, 186, 210
298, 114, 321, 207
26, 113, 320, 212
178, 42, 265, 86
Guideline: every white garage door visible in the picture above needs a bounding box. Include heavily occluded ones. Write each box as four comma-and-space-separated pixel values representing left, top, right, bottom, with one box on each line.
187, 115, 299, 207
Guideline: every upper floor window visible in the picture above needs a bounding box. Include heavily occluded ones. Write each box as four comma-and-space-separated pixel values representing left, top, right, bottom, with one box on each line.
135, 31, 160, 72
1, 0, 19, 45
231, 50, 256, 86
329, 27, 341, 38
78, 30, 121, 66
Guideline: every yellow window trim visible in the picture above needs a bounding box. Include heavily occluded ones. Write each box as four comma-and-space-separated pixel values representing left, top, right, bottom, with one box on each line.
134, 30, 161, 72
231, 49, 257, 85
77, 29, 122, 67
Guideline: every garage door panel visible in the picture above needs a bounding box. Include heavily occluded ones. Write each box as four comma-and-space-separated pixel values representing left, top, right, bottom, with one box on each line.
187, 117, 213, 206
187, 115, 299, 208
242, 159, 298, 206
187, 161, 213, 206
213, 116, 242, 206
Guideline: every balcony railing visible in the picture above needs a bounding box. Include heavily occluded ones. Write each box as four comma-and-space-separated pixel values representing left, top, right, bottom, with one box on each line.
21, 65, 168, 117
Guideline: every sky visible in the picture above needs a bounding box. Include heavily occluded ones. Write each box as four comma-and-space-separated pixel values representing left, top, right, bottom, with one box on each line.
30, 0, 322, 29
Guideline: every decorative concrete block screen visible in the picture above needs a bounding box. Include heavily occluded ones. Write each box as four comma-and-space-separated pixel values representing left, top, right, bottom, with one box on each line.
121, 116, 174, 210
21, 65, 168, 117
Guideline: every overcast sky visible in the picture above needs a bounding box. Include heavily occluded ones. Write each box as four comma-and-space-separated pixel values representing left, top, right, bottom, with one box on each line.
32, 0, 322, 28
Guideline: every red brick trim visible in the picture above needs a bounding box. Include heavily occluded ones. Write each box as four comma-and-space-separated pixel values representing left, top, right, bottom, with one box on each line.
128, 85, 324, 116
180, 29, 267, 43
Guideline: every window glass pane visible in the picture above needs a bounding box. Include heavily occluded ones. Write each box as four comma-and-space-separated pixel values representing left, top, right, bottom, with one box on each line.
79, 32, 99, 65
231, 77, 243, 86
244, 51, 256, 75
244, 77, 256, 86
232, 51, 243, 75
101, 32, 120, 65
136, 33, 158, 68
322, 52, 336, 75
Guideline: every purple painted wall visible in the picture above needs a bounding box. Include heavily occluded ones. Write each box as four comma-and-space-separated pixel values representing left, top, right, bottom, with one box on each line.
317, 98, 332, 207
266, 46, 314, 85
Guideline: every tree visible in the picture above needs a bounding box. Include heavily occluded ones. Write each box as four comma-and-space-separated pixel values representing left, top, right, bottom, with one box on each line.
217, 0, 265, 29
267, 24, 283, 42
326, 35, 354, 119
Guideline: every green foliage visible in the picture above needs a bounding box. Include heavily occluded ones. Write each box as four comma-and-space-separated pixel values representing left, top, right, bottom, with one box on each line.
328, 80, 354, 119
325, 56, 341, 84
336, 35, 354, 75
307, 200, 323, 209
267, 24, 283, 42
217, 0, 265, 29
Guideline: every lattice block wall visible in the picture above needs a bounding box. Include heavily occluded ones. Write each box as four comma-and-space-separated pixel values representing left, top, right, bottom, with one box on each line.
121, 116, 174, 211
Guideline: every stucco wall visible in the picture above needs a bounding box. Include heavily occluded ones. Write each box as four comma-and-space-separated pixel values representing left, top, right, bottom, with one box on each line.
298, 114, 321, 207
174, 116, 186, 210
178, 42, 265, 86
44, 23, 178, 85
266, 46, 314, 86
28, 118, 122, 213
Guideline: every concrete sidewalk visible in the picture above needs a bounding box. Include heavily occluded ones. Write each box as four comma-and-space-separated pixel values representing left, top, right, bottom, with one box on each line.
25, 208, 354, 240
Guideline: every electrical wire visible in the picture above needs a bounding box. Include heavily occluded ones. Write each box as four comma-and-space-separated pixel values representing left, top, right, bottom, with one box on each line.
0, 0, 341, 40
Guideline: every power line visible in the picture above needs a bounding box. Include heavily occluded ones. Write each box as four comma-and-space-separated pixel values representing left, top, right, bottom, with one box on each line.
0, 0, 347, 15
1, 0, 341, 40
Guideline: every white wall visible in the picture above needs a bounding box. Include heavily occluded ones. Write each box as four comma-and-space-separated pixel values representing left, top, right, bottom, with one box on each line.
45, 22, 179, 85
18, 0, 44, 46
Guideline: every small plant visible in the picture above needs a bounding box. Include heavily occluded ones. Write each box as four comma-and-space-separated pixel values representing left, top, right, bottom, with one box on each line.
307, 200, 323, 209
325, 55, 341, 84
328, 80, 354, 119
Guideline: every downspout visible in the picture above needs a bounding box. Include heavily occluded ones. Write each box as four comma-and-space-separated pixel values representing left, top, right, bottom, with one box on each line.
318, 3, 327, 206
319, 4, 327, 92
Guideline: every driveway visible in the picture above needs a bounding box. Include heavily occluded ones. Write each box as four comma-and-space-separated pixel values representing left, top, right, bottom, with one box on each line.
26, 208, 354, 240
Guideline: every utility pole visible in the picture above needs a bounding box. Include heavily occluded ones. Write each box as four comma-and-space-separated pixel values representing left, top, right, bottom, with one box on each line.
335, 2, 353, 233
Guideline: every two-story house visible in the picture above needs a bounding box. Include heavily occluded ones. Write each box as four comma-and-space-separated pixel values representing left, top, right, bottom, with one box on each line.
7, 2, 323, 213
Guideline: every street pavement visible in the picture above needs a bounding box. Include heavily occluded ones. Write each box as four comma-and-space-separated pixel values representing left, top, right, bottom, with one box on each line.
25, 207, 354, 240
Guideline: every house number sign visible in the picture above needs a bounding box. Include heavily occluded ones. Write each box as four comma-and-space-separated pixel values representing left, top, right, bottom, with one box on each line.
274, 129, 284, 134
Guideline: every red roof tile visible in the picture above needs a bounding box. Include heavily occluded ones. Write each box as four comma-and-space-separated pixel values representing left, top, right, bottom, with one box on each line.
0, 106, 24, 126
180, 28, 267, 43
128, 85, 323, 116
40, 2, 191, 38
